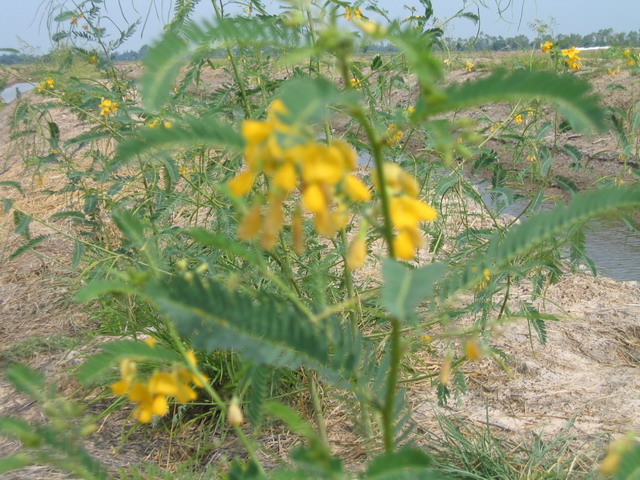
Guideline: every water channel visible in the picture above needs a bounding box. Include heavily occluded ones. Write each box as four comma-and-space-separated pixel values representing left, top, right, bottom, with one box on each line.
358, 154, 640, 281
0, 82, 35, 103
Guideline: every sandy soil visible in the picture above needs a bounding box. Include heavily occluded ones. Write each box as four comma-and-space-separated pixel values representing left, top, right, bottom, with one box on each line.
0, 54, 638, 477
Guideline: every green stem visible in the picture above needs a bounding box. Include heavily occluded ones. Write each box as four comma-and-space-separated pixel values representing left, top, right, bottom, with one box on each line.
208, 1, 252, 118
382, 317, 402, 452
309, 372, 328, 445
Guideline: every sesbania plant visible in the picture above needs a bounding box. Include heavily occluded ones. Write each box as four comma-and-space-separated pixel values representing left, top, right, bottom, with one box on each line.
2, 0, 640, 478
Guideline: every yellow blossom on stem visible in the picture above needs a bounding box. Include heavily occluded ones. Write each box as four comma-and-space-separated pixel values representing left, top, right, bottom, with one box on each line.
377, 162, 437, 260
540, 41, 554, 53
99, 98, 119, 116
346, 235, 367, 270
561, 47, 582, 70
110, 345, 208, 424
514, 114, 523, 125
465, 60, 475, 72
344, 6, 362, 20
464, 340, 483, 361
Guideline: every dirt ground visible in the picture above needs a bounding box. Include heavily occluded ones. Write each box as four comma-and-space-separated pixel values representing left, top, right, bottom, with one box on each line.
0, 54, 638, 477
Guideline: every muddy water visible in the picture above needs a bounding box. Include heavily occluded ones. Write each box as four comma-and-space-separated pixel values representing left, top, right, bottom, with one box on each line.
0, 82, 34, 103
475, 180, 640, 282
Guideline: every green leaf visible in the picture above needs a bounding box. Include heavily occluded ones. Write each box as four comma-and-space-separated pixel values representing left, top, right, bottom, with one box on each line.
186, 228, 260, 265
9, 235, 48, 260
616, 442, 640, 480
72, 241, 84, 269
5, 364, 45, 399
366, 447, 435, 479
263, 402, 319, 443
74, 279, 140, 302
112, 209, 146, 249
442, 187, 640, 298
141, 31, 192, 112
0, 417, 40, 448
382, 260, 445, 320
277, 78, 350, 127
0, 454, 33, 474
430, 70, 606, 133
115, 115, 243, 165
0, 181, 24, 195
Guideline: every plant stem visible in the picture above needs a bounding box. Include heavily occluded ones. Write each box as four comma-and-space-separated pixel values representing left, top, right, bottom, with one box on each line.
382, 317, 402, 452
309, 372, 328, 445
208, 0, 252, 118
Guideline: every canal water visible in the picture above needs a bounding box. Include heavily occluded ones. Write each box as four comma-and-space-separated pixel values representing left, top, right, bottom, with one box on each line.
473, 179, 640, 282
358, 153, 639, 281
0, 82, 35, 103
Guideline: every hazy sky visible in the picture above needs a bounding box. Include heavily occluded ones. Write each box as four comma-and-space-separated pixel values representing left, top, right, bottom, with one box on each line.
1, 0, 639, 52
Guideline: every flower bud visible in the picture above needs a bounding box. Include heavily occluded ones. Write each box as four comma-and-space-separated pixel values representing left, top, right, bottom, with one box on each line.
228, 402, 244, 427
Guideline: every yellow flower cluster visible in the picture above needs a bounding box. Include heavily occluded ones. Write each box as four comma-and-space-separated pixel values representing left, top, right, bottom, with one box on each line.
70, 13, 84, 25
561, 47, 582, 70
149, 119, 173, 129
99, 98, 119, 116
385, 124, 404, 146
111, 349, 206, 424
540, 41, 554, 54
37, 79, 55, 93
514, 114, 524, 125
376, 163, 437, 260
350, 78, 362, 90
623, 48, 635, 67
228, 100, 371, 249
465, 60, 475, 72
344, 6, 362, 20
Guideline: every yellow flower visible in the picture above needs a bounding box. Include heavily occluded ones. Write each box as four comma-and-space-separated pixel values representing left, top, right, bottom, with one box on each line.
623, 48, 631, 57
87, 55, 97, 64
346, 236, 367, 270
99, 98, 119, 116
626, 56, 635, 67
344, 175, 371, 202
514, 114, 523, 125
407, 106, 415, 114
465, 60, 475, 72
303, 183, 327, 214
228, 402, 244, 427
377, 162, 437, 260
540, 41, 553, 54
464, 340, 482, 361
228, 170, 255, 196
149, 119, 160, 128
385, 124, 404, 146
163, 121, 173, 129
561, 47, 582, 70
358, 20, 386, 37
344, 6, 362, 20
238, 205, 262, 241
350, 78, 362, 90
260, 196, 284, 250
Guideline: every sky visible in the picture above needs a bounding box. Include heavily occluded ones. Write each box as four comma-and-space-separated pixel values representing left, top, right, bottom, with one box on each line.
1, 0, 640, 53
